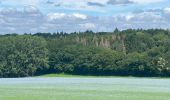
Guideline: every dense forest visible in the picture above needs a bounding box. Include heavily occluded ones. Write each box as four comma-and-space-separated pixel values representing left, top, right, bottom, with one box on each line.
0, 29, 170, 77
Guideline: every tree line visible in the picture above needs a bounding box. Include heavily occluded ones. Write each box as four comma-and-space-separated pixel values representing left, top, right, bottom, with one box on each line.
0, 29, 170, 77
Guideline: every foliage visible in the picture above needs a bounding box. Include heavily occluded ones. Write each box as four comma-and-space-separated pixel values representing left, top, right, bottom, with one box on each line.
0, 35, 48, 77
0, 29, 170, 77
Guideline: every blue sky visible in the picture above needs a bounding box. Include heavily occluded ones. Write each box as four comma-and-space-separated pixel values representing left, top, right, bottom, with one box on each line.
0, 0, 170, 33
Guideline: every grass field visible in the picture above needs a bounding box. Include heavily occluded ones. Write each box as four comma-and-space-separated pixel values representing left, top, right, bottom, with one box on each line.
0, 76, 170, 100
37, 73, 128, 78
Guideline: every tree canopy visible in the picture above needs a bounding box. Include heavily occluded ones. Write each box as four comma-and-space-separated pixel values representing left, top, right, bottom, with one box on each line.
0, 29, 170, 77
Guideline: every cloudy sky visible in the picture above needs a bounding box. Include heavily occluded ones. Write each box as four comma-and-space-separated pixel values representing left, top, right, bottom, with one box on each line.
0, 0, 170, 33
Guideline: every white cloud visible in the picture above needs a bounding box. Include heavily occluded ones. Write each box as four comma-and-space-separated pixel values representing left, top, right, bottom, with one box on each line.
131, 0, 163, 4
47, 13, 66, 21
43, 0, 107, 13
125, 14, 134, 21
72, 13, 87, 19
0, 8, 17, 14
0, 18, 5, 23
24, 6, 39, 13
125, 12, 162, 23
2, 0, 41, 6
80, 23, 96, 29
162, 7, 170, 21
163, 7, 170, 14
107, 0, 134, 5
47, 13, 87, 21
1, 3, 170, 33
55, 0, 107, 4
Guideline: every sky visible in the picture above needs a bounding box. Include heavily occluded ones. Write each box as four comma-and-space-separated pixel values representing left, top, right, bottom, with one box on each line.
0, 0, 170, 34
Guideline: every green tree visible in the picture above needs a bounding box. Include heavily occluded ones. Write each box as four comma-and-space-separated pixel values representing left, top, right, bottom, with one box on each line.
0, 35, 49, 77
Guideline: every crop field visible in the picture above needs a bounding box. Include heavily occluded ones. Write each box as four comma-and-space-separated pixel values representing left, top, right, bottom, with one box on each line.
0, 77, 170, 100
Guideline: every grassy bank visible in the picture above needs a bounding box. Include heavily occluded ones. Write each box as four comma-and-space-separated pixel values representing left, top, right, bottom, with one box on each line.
36, 73, 130, 78
36, 73, 170, 79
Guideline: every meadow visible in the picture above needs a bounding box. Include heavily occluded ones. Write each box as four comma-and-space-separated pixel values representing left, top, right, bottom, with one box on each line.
0, 76, 170, 100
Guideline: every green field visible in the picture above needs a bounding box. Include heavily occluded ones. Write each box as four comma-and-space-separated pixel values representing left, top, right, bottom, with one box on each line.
0, 77, 170, 100
37, 73, 127, 78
